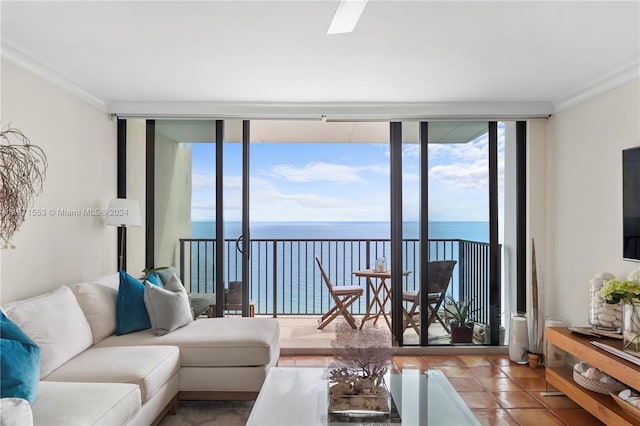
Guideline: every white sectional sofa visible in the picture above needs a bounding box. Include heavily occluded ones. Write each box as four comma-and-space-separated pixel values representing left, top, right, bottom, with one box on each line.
0, 273, 280, 425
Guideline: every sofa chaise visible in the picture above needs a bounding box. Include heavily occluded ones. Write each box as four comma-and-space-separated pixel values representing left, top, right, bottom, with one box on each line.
0, 272, 280, 425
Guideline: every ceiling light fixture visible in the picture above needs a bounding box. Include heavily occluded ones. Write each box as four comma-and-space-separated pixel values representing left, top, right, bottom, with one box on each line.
327, 0, 368, 35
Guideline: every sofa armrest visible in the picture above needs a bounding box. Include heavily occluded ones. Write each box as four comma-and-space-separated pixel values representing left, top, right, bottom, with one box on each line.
0, 398, 33, 426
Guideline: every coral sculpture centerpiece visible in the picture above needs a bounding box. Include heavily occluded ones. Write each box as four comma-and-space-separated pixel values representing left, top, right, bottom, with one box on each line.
328, 323, 393, 415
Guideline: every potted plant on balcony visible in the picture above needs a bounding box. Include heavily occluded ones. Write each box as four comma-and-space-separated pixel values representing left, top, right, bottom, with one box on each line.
444, 296, 477, 344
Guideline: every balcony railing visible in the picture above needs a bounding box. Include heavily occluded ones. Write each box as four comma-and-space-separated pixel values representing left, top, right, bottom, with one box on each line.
179, 238, 493, 325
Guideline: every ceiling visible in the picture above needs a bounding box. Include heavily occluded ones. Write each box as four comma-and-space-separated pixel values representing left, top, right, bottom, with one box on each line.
1, 1, 638, 119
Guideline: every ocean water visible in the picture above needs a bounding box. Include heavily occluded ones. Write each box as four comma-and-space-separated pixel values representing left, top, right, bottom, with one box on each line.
186, 221, 489, 315
192, 221, 488, 242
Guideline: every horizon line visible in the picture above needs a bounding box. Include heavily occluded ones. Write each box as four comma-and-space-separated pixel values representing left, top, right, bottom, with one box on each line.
191, 219, 490, 223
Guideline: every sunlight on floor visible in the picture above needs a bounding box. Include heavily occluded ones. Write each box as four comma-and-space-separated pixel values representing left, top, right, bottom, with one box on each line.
274, 315, 453, 350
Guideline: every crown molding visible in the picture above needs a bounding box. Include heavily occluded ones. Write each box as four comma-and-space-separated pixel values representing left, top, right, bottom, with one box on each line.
553, 60, 640, 113
110, 100, 553, 121
1, 40, 108, 112
3, 38, 635, 120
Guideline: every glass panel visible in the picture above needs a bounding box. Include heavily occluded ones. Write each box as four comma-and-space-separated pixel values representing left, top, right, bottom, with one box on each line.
222, 119, 244, 314
427, 121, 489, 345
154, 120, 216, 297
247, 120, 390, 324
400, 122, 420, 345
499, 122, 512, 344
125, 119, 147, 275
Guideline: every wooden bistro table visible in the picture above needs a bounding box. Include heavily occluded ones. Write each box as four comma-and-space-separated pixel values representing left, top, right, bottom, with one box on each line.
353, 268, 411, 330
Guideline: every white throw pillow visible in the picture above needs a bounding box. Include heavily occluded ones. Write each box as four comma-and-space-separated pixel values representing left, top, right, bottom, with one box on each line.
89, 272, 120, 291
0, 398, 33, 426
143, 274, 193, 336
71, 283, 117, 344
2, 286, 93, 378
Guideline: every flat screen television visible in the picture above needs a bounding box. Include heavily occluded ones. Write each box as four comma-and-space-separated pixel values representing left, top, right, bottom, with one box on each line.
623, 146, 640, 261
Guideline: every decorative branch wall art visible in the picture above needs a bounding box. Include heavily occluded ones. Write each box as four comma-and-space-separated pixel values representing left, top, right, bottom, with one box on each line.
0, 127, 47, 248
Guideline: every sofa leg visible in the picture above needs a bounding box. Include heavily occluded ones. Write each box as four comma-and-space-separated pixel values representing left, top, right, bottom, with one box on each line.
169, 398, 179, 415
151, 394, 179, 426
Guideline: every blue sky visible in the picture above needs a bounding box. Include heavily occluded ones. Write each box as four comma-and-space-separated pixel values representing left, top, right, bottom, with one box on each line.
190, 123, 505, 222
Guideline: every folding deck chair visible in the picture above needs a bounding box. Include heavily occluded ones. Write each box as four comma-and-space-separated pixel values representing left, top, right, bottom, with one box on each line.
315, 256, 363, 330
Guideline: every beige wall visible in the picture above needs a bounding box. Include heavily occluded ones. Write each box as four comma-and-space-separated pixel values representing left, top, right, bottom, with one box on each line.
125, 122, 193, 275
544, 79, 640, 326
0, 61, 117, 303
126, 119, 147, 275
154, 133, 192, 269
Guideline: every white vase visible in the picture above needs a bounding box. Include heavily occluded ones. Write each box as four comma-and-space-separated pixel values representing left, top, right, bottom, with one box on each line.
508, 312, 528, 364
622, 301, 640, 357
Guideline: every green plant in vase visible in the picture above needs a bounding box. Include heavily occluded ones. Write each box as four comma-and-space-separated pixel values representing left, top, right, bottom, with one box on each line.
601, 279, 640, 355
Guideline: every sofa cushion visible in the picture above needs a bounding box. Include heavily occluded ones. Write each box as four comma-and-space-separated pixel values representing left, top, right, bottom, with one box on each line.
0, 312, 40, 403
144, 274, 193, 336
2, 286, 93, 378
0, 398, 33, 426
82, 272, 120, 291
71, 283, 117, 344
116, 271, 160, 335
96, 317, 280, 367
32, 381, 140, 426
44, 345, 179, 403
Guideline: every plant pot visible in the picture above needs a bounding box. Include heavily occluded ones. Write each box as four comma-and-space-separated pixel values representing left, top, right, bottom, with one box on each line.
451, 323, 474, 343
528, 353, 540, 368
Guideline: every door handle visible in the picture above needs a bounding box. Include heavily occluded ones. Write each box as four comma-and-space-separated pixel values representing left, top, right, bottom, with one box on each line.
235, 234, 250, 258
235, 234, 244, 255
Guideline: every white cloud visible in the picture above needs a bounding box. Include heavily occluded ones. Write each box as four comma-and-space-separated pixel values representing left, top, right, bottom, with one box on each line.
269, 162, 362, 183
403, 173, 420, 182
268, 162, 387, 184
192, 173, 215, 187
402, 144, 420, 159
222, 176, 242, 190
429, 159, 489, 190
192, 174, 268, 190
189, 126, 507, 222
253, 189, 350, 209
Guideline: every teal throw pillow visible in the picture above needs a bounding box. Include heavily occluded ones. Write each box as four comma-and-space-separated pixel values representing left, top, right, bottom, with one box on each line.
0, 311, 41, 403
116, 271, 160, 335
146, 272, 161, 286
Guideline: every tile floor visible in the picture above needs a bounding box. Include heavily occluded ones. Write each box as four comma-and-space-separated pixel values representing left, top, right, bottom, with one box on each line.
276, 316, 477, 351
276, 354, 604, 426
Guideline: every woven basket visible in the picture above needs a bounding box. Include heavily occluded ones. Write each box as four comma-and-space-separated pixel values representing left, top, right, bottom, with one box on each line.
610, 392, 640, 421
573, 368, 626, 394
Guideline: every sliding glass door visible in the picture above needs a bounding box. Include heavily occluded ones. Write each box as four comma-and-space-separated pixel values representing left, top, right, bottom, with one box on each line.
119, 119, 253, 317
118, 117, 519, 346
396, 121, 505, 346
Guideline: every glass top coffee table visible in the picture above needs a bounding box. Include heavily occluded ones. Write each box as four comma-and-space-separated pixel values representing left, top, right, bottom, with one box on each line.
247, 367, 480, 426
